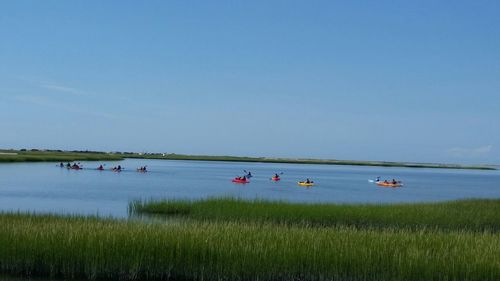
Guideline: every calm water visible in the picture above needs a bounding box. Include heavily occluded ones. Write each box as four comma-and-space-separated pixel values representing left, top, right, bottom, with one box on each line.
0, 159, 499, 218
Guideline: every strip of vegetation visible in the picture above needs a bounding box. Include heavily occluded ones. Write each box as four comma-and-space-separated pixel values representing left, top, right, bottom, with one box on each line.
1, 149, 494, 169
130, 198, 500, 232
126, 153, 496, 170
0, 150, 123, 163
0, 213, 498, 281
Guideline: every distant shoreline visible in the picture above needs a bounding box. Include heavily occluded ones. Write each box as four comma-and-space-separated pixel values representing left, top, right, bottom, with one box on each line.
126, 153, 496, 170
0, 149, 494, 170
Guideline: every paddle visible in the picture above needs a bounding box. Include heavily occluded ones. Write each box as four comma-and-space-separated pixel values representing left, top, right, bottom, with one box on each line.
243, 170, 253, 178
270, 172, 284, 180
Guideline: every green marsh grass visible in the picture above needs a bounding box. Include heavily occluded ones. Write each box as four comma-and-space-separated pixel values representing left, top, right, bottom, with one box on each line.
0, 213, 499, 281
0, 150, 123, 163
1, 149, 493, 169
130, 198, 500, 231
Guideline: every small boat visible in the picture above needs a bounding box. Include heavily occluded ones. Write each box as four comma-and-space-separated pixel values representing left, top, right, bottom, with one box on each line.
68, 165, 82, 170
271, 177, 281, 181
232, 178, 249, 184
377, 182, 402, 188
137, 169, 147, 173
298, 181, 314, 187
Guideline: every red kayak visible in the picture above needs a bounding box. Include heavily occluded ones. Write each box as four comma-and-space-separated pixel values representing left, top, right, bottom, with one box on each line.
232, 178, 249, 184
271, 177, 281, 181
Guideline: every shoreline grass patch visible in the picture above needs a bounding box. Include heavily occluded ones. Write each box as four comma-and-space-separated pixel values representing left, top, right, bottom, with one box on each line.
129, 198, 500, 232
0, 213, 499, 281
0, 150, 123, 163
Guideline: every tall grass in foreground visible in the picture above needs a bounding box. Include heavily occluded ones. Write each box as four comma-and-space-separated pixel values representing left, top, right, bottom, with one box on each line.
130, 198, 500, 231
0, 213, 499, 281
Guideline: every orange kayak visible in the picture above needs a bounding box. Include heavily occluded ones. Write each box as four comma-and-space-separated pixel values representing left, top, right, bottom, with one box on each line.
377, 182, 402, 188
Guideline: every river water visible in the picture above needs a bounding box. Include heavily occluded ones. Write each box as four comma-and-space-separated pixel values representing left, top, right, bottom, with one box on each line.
0, 159, 499, 218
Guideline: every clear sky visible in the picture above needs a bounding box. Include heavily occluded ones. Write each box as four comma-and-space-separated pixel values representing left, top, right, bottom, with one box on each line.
0, 1, 499, 164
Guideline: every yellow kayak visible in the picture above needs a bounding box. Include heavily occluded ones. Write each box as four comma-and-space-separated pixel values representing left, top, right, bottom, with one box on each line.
298, 182, 314, 187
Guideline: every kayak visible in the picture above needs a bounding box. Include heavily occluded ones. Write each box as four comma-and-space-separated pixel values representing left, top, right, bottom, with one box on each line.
377, 182, 403, 188
271, 177, 281, 181
298, 182, 314, 187
232, 178, 249, 184
137, 169, 147, 173
97, 167, 104, 171
68, 166, 82, 170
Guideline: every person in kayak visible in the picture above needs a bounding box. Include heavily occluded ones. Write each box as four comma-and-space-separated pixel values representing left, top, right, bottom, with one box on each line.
72, 163, 80, 169
274, 173, 280, 179
66, 162, 71, 168
392, 179, 398, 185
376, 176, 380, 182
305, 178, 311, 184
384, 180, 389, 184
117, 165, 122, 171
98, 165, 104, 170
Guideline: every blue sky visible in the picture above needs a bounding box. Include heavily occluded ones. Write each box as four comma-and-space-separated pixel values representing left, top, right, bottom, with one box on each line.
0, 1, 499, 164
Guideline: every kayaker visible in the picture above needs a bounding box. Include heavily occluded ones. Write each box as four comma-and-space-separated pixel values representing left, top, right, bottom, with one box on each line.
376, 176, 380, 182
247, 172, 252, 178
66, 162, 71, 168
98, 165, 104, 170
392, 179, 398, 185
274, 173, 280, 179
306, 178, 311, 184
384, 180, 389, 184
117, 165, 122, 171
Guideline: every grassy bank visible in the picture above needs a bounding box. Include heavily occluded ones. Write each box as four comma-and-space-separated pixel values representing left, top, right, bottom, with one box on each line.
1, 149, 494, 169
126, 153, 495, 170
0, 213, 498, 281
0, 150, 124, 163
130, 198, 500, 232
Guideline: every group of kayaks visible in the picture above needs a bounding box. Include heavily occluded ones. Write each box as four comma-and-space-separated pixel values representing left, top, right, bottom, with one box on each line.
232, 172, 315, 187
60, 163, 403, 188
233, 173, 403, 188
60, 163, 147, 173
